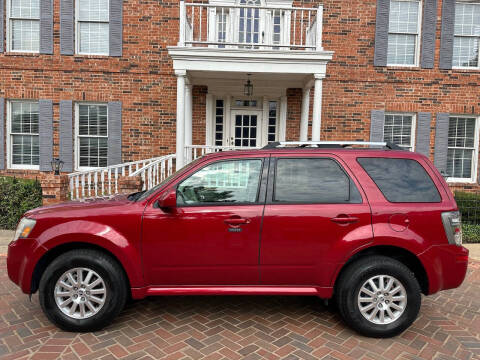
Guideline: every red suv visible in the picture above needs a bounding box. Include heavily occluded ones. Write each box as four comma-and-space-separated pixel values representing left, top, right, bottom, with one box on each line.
7, 142, 469, 337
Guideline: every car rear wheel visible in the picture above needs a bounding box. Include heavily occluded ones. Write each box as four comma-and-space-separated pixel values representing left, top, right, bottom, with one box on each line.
335, 255, 421, 338
39, 249, 127, 332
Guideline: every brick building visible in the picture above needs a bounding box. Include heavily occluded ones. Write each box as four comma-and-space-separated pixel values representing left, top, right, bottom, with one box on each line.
0, 0, 478, 200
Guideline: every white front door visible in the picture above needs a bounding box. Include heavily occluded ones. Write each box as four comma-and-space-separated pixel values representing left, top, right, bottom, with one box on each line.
229, 109, 263, 148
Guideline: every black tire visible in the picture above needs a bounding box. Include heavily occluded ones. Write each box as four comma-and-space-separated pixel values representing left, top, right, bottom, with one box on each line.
335, 255, 421, 338
39, 249, 128, 332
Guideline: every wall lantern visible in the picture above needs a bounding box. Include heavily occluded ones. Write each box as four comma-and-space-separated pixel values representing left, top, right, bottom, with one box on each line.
50, 158, 64, 175
244, 74, 253, 96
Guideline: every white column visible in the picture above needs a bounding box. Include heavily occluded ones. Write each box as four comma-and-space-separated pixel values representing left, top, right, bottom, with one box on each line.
184, 82, 193, 147
279, 95, 287, 142
176, 70, 186, 169
311, 74, 324, 142
300, 87, 311, 142
205, 93, 213, 146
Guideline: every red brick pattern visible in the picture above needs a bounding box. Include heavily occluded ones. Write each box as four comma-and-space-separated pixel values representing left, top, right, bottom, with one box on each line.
1, 258, 479, 360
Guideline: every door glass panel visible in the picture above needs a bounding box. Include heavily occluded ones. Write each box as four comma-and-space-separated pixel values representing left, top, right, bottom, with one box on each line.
177, 159, 263, 205
234, 114, 257, 147
239, 0, 261, 47
274, 158, 362, 203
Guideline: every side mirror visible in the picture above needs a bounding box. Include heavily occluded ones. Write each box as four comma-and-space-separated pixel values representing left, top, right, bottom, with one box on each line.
155, 189, 177, 211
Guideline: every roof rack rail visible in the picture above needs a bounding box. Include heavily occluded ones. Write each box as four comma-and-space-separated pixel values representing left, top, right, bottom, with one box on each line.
262, 141, 403, 150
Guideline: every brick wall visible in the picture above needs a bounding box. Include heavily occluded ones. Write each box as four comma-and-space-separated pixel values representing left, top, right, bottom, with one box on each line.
0, 0, 478, 194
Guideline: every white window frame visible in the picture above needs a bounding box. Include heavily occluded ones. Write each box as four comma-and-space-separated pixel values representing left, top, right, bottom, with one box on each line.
6, 0, 40, 53
6, 100, 40, 170
75, 0, 110, 55
383, 112, 417, 151
452, 1, 480, 70
74, 102, 109, 171
387, 0, 423, 67
446, 115, 480, 184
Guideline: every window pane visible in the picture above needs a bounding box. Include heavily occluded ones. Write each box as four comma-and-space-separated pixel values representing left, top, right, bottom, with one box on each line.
453, 36, 479, 67
389, 0, 420, 34
79, 137, 108, 168
358, 158, 441, 203
387, 34, 416, 65
11, 102, 39, 134
79, 22, 109, 54
12, 20, 39, 52
454, 3, 480, 36
215, 100, 224, 146
78, 0, 109, 21
383, 114, 414, 150
11, 134, 39, 166
447, 117, 476, 179
274, 158, 362, 203
11, 0, 40, 18
177, 159, 263, 205
78, 104, 108, 136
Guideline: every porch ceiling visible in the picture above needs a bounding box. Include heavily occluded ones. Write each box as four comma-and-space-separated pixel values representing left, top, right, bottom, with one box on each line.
168, 47, 334, 77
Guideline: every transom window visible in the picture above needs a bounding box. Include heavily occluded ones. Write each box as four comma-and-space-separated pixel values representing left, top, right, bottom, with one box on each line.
76, 104, 108, 169
8, 0, 40, 52
383, 113, 416, 151
453, 2, 480, 68
76, 0, 109, 55
387, 0, 421, 66
177, 159, 263, 205
8, 101, 39, 169
447, 116, 478, 181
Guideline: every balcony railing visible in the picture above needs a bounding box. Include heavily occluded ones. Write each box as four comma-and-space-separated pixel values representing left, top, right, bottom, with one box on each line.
179, 1, 323, 51
185, 145, 259, 164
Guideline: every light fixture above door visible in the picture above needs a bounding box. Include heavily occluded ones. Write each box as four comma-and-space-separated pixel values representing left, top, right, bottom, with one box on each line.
244, 74, 253, 96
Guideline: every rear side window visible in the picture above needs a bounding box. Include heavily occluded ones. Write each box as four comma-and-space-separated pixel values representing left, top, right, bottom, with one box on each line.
357, 158, 441, 203
274, 158, 362, 203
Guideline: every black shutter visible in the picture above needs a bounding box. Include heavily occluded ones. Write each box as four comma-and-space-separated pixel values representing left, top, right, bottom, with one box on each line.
416, 112, 432, 156
420, 0, 438, 68
107, 102, 122, 165
370, 110, 385, 142
59, 101, 73, 172
60, 0, 75, 55
434, 113, 450, 173
439, 0, 456, 69
39, 100, 53, 171
374, 0, 391, 67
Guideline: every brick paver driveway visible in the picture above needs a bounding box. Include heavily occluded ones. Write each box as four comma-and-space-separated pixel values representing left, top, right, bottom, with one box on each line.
1, 258, 479, 360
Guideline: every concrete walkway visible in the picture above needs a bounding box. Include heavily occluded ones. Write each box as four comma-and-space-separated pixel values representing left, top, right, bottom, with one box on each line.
1, 229, 480, 259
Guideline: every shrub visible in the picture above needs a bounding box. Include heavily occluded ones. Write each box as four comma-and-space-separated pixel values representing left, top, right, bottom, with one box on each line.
0, 177, 43, 230
463, 224, 480, 244
454, 191, 480, 225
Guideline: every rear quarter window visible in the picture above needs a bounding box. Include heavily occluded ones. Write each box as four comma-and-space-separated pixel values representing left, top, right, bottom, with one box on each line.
357, 158, 441, 203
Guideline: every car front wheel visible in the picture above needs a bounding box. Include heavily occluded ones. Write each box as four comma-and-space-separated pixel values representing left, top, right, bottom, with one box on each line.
335, 255, 421, 338
39, 249, 127, 332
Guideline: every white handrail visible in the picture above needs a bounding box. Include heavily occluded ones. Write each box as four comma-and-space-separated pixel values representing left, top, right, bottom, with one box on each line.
129, 154, 176, 191
68, 156, 166, 200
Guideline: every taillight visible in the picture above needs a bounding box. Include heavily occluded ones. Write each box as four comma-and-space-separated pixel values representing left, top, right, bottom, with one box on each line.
441, 211, 462, 246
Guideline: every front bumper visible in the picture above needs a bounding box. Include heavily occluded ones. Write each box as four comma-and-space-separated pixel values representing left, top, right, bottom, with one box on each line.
7, 238, 46, 294
419, 244, 469, 295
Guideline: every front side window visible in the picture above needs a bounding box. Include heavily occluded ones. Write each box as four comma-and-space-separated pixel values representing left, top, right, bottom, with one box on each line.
447, 116, 478, 181
274, 158, 362, 203
76, 0, 109, 55
8, 101, 39, 168
8, 0, 40, 52
387, 0, 421, 66
177, 159, 263, 205
453, 2, 480, 68
358, 158, 441, 202
383, 113, 415, 151
77, 104, 108, 168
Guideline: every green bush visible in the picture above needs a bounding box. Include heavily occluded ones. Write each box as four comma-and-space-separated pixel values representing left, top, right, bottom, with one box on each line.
454, 191, 480, 225
0, 177, 43, 230
463, 224, 480, 244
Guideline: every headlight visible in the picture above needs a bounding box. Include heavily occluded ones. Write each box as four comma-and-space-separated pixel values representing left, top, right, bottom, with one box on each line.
13, 218, 36, 241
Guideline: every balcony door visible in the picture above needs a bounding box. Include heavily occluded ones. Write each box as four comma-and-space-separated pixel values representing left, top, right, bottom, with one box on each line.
237, 0, 264, 47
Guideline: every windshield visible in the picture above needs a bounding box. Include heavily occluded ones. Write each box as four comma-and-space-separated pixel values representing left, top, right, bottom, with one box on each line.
136, 158, 202, 201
